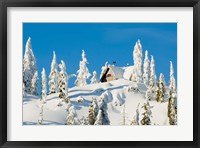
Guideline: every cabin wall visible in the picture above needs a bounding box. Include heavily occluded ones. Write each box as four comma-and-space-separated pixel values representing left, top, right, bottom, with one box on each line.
106, 69, 115, 82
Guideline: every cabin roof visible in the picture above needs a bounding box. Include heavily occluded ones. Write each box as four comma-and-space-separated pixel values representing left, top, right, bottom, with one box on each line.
100, 64, 135, 82
109, 65, 124, 79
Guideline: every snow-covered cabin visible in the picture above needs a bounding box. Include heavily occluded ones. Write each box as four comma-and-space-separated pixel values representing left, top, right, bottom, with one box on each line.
100, 64, 134, 82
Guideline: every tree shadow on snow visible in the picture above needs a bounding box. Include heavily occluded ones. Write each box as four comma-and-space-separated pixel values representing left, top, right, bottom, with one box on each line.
23, 95, 40, 102
23, 120, 64, 125
68, 89, 93, 93
69, 85, 128, 99
70, 99, 91, 109
23, 121, 37, 125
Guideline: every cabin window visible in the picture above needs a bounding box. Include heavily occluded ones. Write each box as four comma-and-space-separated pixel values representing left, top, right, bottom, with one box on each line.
107, 74, 111, 77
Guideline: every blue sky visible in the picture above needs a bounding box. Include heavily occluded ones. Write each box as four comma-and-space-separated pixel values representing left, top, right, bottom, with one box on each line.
23, 23, 177, 94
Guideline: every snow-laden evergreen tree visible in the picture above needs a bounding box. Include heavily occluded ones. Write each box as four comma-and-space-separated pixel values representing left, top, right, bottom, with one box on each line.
149, 55, 156, 89
143, 50, 150, 86
30, 71, 38, 95
145, 86, 154, 101
169, 61, 176, 91
66, 106, 80, 125
130, 103, 140, 125
168, 61, 177, 125
97, 96, 110, 125
132, 39, 143, 83
58, 60, 68, 100
23, 37, 37, 94
22, 83, 26, 97
169, 61, 177, 109
156, 73, 166, 102
49, 51, 59, 94
94, 109, 103, 125
88, 97, 99, 125
41, 68, 47, 102
168, 91, 177, 125
80, 116, 90, 125
145, 55, 157, 100
140, 101, 153, 125
38, 104, 44, 125
65, 101, 72, 112
75, 50, 91, 86
122, 104, 126, 125
90, 71, 99, 84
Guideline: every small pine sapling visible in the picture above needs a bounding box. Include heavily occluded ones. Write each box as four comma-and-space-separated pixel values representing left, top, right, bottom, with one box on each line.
131, 103, 140, 125
90, 71, 99, 84
140, 101, 153, 125
156, 73, 166, 102
38, 104, 44, 125
66, 106, 80, 125
88, 97, 99, 125
94, 110, 103, 125
97, 96, 110, 125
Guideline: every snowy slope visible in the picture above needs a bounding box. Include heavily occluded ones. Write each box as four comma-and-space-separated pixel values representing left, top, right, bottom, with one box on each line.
23, 79, 169, 125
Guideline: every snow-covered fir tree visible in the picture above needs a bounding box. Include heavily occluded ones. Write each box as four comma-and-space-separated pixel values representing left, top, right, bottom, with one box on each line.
23, 37, 37, 94
149, 55, 156, 89
140, 101, 153, 125
41, 68, 47, 102
145, 86, 154, 101
168, 61, 177, 125
30, 71, 38, 95
156, 73, 166, 102
169, 61, 176, 91
168, 90, 177, 125
66, 106, 80, 125
75, 50, 91, 87
169, 61, 177, 109
38, 104, 44, 125
58, 60, 68, 100
94, 109, 103, 125
143, 50, 150, 86
131, 103, 140, 125
22, 83, 26, 97
88, 97, 99, 125
122, 104, 126, 125
90, 71, 99, 84
145, 55, 157, 101
132, 39, 143, 83
49, 51, 59, 94
97, 96, 110, 125
80, 116, 90, 125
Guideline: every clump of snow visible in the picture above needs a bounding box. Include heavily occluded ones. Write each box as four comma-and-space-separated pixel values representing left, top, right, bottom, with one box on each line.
102, 90, 113, 102
124, 84, 139, 93
123, 66, 134, 80
76, 96, 85, 103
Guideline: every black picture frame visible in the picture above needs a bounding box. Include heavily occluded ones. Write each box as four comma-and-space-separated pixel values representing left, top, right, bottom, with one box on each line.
0, 0, 200, 147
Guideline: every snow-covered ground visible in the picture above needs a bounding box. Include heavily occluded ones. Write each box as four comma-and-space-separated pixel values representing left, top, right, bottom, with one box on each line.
23, 79, 169, 125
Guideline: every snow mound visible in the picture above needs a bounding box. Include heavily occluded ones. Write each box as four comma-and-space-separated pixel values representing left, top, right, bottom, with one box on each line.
23, 79, 169, 125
